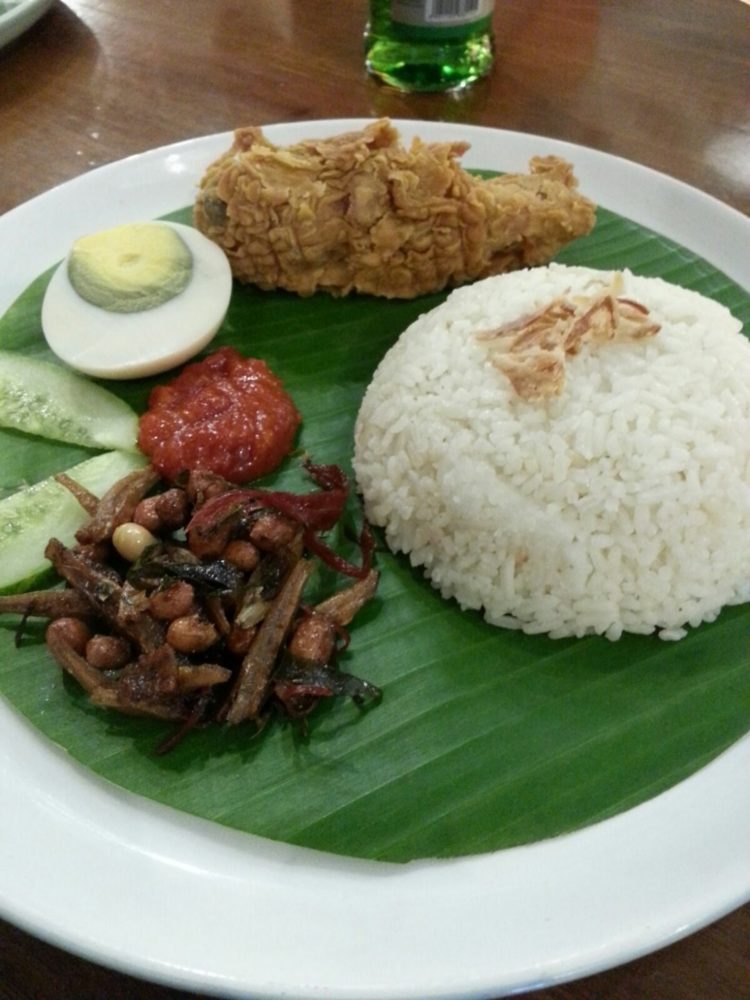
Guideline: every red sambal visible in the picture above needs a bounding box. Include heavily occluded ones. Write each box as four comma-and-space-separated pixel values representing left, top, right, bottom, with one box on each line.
138, 347, 301, 483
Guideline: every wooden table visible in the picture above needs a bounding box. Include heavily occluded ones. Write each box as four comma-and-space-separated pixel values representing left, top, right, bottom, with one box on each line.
1, 1, 748, 997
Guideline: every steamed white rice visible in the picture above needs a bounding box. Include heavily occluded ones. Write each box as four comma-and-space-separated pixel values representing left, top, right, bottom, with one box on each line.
353, 264, 750, 641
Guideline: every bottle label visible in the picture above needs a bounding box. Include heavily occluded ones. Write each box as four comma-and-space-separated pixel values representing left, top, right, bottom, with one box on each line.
391, 0, 494, 28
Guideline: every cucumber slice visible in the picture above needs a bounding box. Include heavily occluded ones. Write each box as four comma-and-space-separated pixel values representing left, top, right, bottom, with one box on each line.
0, 350, 138, 451
0, 450, 147, 594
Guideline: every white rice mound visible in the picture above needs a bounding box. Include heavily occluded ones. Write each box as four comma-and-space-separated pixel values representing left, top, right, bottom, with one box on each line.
353, 264, 750, 641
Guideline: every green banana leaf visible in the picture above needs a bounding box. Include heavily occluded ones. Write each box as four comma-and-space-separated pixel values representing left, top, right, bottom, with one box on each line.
0, 203, 748, 863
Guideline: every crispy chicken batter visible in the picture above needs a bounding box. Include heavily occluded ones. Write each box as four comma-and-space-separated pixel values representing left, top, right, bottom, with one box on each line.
193, 119, 597, 299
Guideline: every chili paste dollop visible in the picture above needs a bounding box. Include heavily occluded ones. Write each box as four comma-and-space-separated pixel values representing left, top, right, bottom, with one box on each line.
138, 346, 301, 483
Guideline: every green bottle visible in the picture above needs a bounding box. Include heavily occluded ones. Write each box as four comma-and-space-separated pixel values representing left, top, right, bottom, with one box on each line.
365, 0, 495, 92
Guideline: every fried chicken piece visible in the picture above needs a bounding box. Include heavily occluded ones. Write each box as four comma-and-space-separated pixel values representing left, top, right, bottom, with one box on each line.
193, 118, 596, 299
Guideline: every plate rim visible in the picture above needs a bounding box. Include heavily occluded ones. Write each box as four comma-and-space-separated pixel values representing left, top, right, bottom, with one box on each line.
0, 118, 749, 999
0, 0, 53, 49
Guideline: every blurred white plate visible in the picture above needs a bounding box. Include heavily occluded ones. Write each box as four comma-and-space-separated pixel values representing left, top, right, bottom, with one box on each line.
0, 0, 53, 49
0, 120, 748, 999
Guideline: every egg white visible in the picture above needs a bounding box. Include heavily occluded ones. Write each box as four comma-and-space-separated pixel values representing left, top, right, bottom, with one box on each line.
41, 221, 233, 380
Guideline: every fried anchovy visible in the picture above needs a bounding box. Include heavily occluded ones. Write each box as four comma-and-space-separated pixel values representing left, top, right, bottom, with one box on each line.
225, 558, 314, 724
0, 589, 92, 619
76, 465, 159, 545
45, 538, 165, 651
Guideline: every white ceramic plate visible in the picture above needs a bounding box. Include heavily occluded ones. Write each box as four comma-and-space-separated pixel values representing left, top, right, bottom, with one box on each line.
0, 0, 53, 49
0, 120, 748, 999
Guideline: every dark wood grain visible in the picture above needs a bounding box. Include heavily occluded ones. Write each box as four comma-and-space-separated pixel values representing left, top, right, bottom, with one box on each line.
2, 0, 749, 216
0, 1, 748, 997
1, 906, 749, 1000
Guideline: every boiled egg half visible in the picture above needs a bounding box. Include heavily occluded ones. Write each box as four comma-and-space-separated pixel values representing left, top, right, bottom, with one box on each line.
42, 220, 233, 379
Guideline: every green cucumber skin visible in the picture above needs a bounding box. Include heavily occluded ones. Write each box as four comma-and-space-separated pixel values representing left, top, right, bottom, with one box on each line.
0, 350, 138, 451
0, 450, 147, 594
